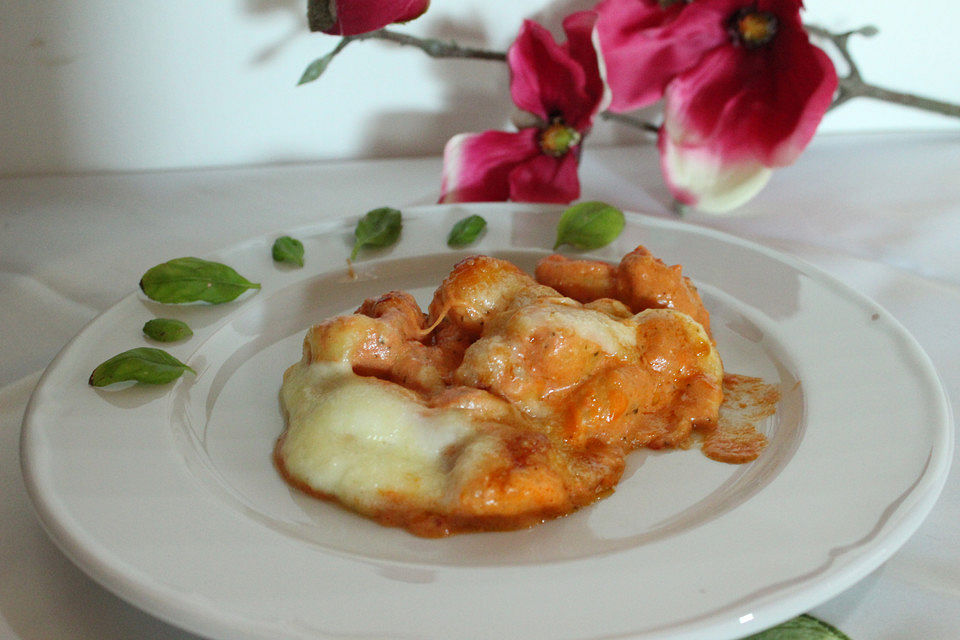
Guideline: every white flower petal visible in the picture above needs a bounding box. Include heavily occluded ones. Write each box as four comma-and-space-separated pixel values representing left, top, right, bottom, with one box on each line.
659, 132, 773, 214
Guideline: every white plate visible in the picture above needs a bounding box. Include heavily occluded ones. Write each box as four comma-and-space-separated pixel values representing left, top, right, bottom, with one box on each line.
21, 203, 952, 640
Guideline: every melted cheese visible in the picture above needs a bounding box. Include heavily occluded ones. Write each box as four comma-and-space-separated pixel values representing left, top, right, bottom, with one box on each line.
509, 299, 638, 353
274, 250, 772, 537
278, 361, 474, 511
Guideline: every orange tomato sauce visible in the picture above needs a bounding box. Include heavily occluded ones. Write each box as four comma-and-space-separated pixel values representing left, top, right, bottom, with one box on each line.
275, 247, 776, 536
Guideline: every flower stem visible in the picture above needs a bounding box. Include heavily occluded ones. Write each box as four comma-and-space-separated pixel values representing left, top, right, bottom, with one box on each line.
310, 24, 960, 125
352, 28, 507, 61
807, 24, 960, 120
358, 30, 664, 132
843, 83, 960, 117
600, 111, 660, 134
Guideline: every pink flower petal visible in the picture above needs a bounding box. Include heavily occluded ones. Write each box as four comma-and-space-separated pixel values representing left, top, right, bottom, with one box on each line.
658, 128, 772, 213
663, 7, 836, 167
508, 12, 608, 130
317, 0, 430, 36
556, 11, 611, 128
595, 0, 728, 112
439, 130, 541, 203
508, 151, 581, 203
440, 12, 603, 205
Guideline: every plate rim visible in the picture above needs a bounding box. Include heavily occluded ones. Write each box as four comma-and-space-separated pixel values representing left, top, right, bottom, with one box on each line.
19, 202, 954, 640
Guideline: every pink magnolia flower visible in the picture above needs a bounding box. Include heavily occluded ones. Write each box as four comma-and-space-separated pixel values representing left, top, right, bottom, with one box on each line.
595, 0, 837, 212
308, 0, 430, 36
440, 12, 610, 204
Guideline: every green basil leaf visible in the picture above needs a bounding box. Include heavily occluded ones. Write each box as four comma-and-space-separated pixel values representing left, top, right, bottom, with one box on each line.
741, 614, 852, 640
553, 201, 625, 250
140, 257, 260, 304
89, 347, 195, 387
351, 207, 402, 260
447, 215, 487, 247
143, 318, 193, 342
272, 235, 305, 267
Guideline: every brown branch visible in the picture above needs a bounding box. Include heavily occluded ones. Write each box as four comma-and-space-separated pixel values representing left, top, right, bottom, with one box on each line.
351, 28, 507, 61
305, 23, 960, 125
359, 30, 664, 132
806, 24, 960, 120
599, 111, 660, 134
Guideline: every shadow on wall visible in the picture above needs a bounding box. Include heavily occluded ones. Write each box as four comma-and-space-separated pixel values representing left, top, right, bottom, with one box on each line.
0, 5, 80, 176
0, 0, 649, 176
359, 14, 512, 161
356, 0, 655, 163
243, 0, 612, 163
244, 0, 306, 65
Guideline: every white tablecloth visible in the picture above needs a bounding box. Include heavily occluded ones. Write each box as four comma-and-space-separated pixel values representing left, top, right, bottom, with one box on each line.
2, 132, 958, 639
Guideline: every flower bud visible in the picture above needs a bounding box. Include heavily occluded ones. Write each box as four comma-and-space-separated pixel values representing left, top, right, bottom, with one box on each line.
308, 0, 430, 36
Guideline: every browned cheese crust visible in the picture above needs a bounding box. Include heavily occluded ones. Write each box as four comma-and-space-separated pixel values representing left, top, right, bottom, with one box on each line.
275, 247, 776, 536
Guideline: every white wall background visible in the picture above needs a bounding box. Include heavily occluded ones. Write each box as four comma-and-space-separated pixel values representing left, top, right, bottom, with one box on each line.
1, 0, 958, 176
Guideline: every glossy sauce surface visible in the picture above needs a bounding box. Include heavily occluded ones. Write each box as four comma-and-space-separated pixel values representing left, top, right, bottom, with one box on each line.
276, 248, 775, 536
